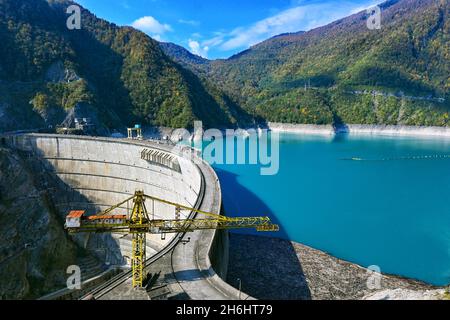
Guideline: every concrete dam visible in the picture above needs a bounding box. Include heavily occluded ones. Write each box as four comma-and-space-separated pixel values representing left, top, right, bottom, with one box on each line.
4, 134, 248, 300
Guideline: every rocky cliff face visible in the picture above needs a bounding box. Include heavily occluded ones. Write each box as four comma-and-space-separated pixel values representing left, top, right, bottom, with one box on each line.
0, 146, 81, 299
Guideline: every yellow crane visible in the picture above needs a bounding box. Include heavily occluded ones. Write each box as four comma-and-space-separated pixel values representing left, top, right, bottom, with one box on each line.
65, 190, 279, 288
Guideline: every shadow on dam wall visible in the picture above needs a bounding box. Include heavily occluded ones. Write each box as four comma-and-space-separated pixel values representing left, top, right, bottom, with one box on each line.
14, 141, 124, 273
214, 168, 312, 300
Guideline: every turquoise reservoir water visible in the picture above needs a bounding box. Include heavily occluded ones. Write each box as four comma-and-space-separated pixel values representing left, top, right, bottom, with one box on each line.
210, 133, 450, 286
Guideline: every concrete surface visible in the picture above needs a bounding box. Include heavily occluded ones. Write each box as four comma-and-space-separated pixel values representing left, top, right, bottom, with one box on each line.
5, 134, 242, 300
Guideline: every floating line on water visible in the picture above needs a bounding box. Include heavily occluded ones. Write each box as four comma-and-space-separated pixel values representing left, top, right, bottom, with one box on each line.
342, 155, 450, 161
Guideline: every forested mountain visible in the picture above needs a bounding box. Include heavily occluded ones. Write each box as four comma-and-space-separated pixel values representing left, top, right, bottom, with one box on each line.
0, 0, 448, 133
0, 0, 252, 133
159, 42, 209, 70
162, 0, 450, 127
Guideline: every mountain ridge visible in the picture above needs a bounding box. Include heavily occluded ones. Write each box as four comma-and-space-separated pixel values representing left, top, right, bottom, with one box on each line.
162, 0, 449, 127
0, 0, 448, 133
0, 0, 252, 133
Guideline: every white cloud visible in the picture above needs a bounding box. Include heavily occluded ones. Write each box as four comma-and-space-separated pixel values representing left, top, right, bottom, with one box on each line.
350, 1, 385, 15
202, 1, 379, 53
152, 34, 162, 41
220, 6, 310, 51
131, 16, 172, 35
203, 34, 225, 48
188, 39, 209, 58
178, 19, 200, 26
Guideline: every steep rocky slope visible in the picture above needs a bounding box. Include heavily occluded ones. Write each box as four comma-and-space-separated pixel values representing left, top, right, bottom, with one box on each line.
0, 146, 83, 299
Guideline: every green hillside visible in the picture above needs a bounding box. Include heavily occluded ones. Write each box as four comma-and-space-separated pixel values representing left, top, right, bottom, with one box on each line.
0, 0, 448, 132
0, 0, 252, 132
163, 0, 449, 127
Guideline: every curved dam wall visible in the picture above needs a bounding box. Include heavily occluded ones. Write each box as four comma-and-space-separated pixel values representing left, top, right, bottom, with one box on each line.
6, 134, 201, 262
5, 133, 249, 300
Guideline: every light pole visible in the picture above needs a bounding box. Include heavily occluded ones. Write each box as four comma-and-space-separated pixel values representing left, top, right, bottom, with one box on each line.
237, 278, 242, 300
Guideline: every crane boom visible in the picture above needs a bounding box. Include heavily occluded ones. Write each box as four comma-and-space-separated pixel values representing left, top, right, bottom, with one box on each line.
67, 217, 279, 233
65, 190, 279, 288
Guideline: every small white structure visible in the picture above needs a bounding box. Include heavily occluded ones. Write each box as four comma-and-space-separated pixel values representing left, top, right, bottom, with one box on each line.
65, 210, 85, 228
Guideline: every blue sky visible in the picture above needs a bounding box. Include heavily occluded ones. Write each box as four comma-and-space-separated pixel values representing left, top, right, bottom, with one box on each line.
76, 0, 384, 59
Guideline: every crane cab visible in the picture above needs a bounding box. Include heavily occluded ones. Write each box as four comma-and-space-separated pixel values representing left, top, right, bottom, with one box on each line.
65, 210, 86, 228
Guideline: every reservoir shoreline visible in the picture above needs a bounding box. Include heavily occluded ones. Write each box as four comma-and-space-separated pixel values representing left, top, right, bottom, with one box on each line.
267, 122, 450, 138
227, 233, 444, 300
142, 123, 450, 141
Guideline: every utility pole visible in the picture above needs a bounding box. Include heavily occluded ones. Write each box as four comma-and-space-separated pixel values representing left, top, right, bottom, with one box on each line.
237, 278, 242, 300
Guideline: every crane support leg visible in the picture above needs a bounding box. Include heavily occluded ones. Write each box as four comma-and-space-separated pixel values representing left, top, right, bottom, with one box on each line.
132, 232, 146, 288
130, 190, 150, 288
